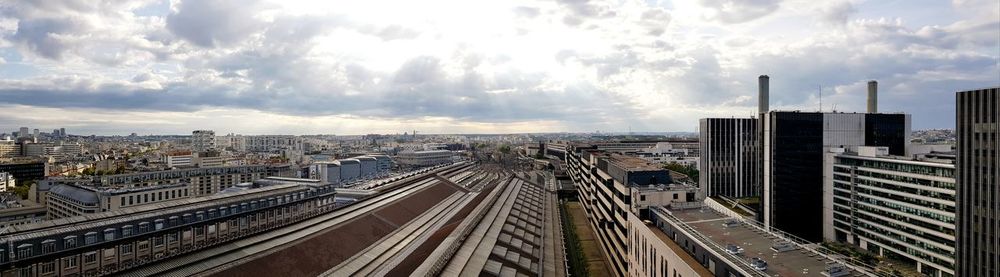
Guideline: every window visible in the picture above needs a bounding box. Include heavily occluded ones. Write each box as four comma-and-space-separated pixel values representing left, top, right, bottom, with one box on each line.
84, 252, 96, 264
64, 236, 77, 248
673, 193, 679, 200
122, 225, 133, 237
40, 262, 55, 274
154, 219, 164, 230
139, 222, 149, 233
104, 228, 116, 241
16, 244, 32, 258
84, 232, 97, 244
41, 240, 55, 254
120, 244, 133, 255
63, 256, 78, 268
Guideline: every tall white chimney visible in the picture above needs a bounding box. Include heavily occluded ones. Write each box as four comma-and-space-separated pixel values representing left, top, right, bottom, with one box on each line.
867, 80, 877, 113
759, 75, 769, 115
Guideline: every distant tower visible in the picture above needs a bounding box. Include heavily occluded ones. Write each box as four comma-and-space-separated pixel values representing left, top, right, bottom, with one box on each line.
759, 75, 769, 115
867, 80, 878, 113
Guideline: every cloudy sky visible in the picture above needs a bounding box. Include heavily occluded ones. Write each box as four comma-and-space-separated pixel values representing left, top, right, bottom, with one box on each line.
0, 0, 997, 135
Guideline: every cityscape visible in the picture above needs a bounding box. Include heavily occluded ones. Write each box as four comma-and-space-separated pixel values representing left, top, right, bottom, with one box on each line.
0, 1, 997, 277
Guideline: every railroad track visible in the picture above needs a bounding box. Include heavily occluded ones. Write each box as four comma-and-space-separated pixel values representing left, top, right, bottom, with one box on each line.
120, 162, 471, 277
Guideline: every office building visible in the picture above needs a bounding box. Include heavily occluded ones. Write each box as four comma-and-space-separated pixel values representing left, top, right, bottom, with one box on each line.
824, 146, 955, 276
356, 156, 376, 178
956, 87, 998, 277
762, 111, 910, 242
395, 150, 453, 167
338, 159, 361, 182
18, 127, 29, 138
0, 140, 18, 158
192, 130, 216, 152
699, 118, 760, 198
0, 160, 48, 183
309, 161, 342, 185
164, 152, 195, 168
631, 141, 700, 167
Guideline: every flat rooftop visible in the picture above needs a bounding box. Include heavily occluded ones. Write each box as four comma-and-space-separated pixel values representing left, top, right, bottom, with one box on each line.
668, 208, 866, 277
608, 154, 661, 171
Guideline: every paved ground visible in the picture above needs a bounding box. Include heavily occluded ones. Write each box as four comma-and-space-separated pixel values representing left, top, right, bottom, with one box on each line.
566, 202, 612, 277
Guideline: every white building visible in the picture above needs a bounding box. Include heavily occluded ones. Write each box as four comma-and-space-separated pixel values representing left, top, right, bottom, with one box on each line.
0, 140, 19, 158
823, 146, 956, 276
192, 130, 216, 152
0, 172, 14, 192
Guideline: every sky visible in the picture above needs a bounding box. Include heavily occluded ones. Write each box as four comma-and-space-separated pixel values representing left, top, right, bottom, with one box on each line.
0, 0, 997, 135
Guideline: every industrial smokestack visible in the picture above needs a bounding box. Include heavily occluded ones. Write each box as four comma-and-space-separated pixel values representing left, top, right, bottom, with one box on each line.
759, 75, 769, 115
867, 80, 878, 113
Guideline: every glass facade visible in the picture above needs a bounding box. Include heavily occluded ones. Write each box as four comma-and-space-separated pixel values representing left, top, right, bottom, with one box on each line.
768, 112, 825, 242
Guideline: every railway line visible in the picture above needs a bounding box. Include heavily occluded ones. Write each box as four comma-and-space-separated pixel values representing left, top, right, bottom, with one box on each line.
120, 162, 474, 276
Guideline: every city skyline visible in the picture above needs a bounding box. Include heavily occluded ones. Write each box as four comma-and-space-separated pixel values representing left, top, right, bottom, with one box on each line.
1, 0, 998, 135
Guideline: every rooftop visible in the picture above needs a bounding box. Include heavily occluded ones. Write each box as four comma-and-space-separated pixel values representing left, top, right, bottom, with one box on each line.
662, 207, 869, 277
608, 154, 661, 171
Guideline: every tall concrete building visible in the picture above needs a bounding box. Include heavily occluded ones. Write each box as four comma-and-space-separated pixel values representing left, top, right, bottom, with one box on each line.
699, 118, 760, 198
762, 111, 910, 242
956, 87, 998, 277
824, 146, 956, 276
192, 130, 216, 152
17, 127, 28, 138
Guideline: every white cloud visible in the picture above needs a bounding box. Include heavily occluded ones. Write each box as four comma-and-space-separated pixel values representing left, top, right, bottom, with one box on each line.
0, 0, 996, 134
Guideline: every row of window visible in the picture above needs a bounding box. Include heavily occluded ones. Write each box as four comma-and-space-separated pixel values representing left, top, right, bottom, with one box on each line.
8, 190, 315, 261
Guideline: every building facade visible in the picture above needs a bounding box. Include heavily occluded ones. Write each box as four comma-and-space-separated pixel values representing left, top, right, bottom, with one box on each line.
0, 172, 14, 192
762, 111, 910, 242
956, 87, 999, 277
567, 146, 701, 276
395, 150, 453, 167
191, 130, 216, 152
699, 118, 759, 198
824, 147, 956, 276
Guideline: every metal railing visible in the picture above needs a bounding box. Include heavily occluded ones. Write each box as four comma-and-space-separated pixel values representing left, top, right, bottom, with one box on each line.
651, 207, 766, 277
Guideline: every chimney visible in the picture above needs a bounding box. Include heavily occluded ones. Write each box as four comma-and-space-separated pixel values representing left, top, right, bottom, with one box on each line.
867, 80, 877, 113
759, 75, 769, 115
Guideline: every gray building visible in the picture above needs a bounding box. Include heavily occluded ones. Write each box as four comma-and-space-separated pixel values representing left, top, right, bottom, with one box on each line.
356, 156, 376, 178
824, 146, 955, 276
699, 118, 760, 198
309, 161, 342, 185
338, 159, 360, 183
956, 87, 998, 277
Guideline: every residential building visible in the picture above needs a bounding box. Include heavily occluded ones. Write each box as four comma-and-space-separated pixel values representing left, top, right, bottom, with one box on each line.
824, 146, 956, 276
762, 111, 910, 242
956, 87, 998, 277
699, 118, 760, 198
566, 146, 702, 276
0, 172, 14, 191
192, 130, 216, 152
